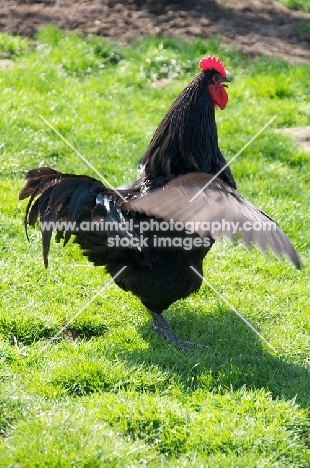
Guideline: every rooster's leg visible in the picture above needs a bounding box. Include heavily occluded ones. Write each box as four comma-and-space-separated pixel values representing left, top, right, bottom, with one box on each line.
148, 310, 208, 350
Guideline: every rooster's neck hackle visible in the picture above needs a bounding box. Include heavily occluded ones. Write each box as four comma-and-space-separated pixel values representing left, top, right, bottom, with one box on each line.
140, 71, 222, 182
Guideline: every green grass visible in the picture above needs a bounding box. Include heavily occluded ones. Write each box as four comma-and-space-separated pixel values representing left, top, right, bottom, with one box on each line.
278, 0, 310, 12
0, 25, 309, 466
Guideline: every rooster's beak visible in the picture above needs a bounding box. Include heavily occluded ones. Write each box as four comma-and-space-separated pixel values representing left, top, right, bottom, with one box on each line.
222, 77, 230, 87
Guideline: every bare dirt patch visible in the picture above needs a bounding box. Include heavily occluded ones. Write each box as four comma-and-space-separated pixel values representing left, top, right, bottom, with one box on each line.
0, 59, 13, 69
0, 0, 309, 62
276, 126, 310, 152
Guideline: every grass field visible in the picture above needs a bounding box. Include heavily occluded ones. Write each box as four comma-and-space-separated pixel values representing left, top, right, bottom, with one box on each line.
0, 26, 309, 466
278, 0, 310, 12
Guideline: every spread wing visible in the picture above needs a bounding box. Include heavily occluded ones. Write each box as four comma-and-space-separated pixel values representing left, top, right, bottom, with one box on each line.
125, 173, 300, 268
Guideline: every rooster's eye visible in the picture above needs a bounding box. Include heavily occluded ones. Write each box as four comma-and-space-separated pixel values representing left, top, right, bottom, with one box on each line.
211, 73, 223, 85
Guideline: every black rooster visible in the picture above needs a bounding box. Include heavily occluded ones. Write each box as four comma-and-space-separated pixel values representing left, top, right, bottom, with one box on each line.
19, 57, 300, 349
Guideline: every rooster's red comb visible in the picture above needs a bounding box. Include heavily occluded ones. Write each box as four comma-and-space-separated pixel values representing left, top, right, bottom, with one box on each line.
199, 56, 227, 76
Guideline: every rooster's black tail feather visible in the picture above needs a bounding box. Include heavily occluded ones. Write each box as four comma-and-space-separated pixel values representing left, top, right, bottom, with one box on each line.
19, 167, 106, 267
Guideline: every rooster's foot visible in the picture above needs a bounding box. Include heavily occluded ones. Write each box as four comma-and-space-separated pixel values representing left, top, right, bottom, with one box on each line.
148, 310, 208, 350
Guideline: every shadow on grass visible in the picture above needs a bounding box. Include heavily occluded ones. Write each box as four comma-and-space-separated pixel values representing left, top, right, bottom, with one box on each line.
122, 306, 310, 409
14, 302, 309, 409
